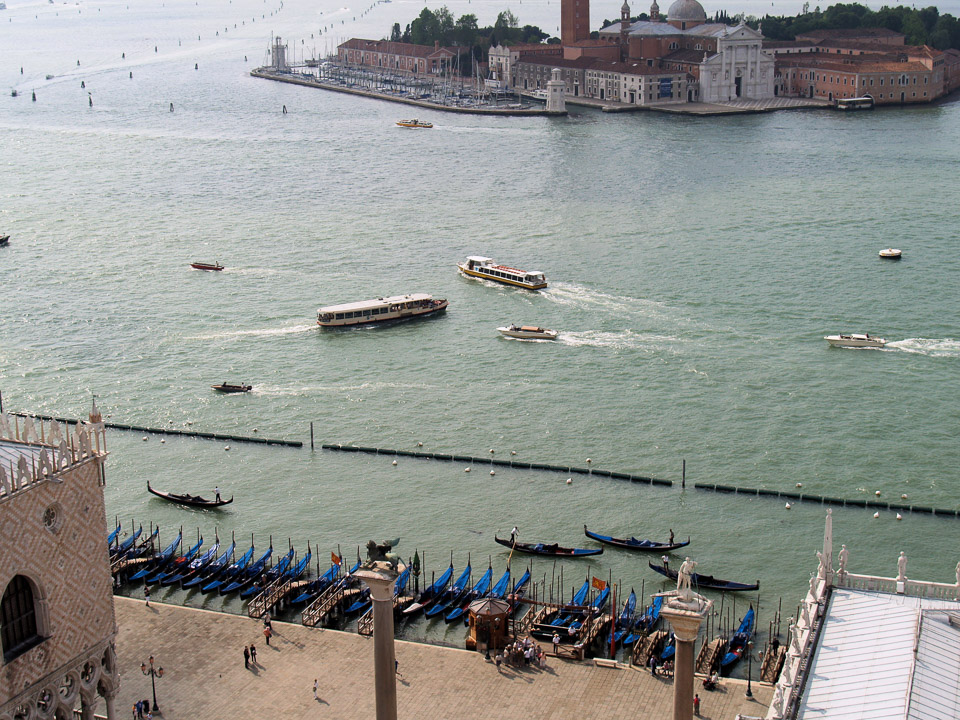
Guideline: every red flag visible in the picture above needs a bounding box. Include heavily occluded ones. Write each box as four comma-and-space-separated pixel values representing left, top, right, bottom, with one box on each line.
592, 576, 607, 591
331, 552, 342, 566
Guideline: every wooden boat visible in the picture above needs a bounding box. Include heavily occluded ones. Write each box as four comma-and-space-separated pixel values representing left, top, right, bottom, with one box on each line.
160, 539, 221, 586
611, 589, 636, 645
495, 535, 603, 557
458, 256, 547, 290
129, 530, 182, 581
531, 579, 590, 637
146, 536, 204, 585
424, 563, 472, 618
292, 562, 342, 605
0, 235, 9, 246
212, 382, 252, 393
720, 606, 755, 671
191, 261, 223, 271
201, 542, 255, 594
648, 561, 759, 592
239, 547, 295, 598
111, 525, 143, 558
584, 526, 690, 552
498, 325, 558, 340
396, 119, 433, 128
148, 481, 233, 508
445, 565, 493, 623
568, 586, 610, 631
220, 546, 273, 595
624, 595, 662, 645
317, 294, 448, 328
403, 563, 454, 615
108, 522, 122, 546
183, 539, 236, 588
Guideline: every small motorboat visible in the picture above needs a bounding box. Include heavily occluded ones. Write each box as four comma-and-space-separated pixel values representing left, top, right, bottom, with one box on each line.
191, 261, 224, 271
824, 333, 886, 349
498, 325, 558, 340
0, 235, 9, 246
212, 382, 252, 393
879, 248, 902, 259
396, 119, 432, 128
147, 481, 233, 508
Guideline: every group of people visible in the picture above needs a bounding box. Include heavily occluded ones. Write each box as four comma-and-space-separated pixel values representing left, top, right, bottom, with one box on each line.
494, 636, 546, 671
243, 616, 273, 669
647, 653, 675, 677
131, 700, 153, 720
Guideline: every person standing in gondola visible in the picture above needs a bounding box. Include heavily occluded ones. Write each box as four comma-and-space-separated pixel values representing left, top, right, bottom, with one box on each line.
669, 529, 674, 545
215, 486, 221, 502
510, 526, 519, 544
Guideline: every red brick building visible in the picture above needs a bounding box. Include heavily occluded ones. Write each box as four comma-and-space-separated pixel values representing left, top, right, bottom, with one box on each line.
337, 39, 457, 75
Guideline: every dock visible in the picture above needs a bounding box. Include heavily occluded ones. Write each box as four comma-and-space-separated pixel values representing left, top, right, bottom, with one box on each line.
109, 597, 773, 719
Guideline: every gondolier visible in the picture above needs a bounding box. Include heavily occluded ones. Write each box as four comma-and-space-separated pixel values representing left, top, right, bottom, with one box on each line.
215, 486, 221, 502
510, 527, 519, 543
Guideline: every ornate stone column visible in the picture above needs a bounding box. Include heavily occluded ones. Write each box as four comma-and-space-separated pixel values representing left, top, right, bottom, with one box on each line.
355, 561, 402, 720
658, 566, 712, 720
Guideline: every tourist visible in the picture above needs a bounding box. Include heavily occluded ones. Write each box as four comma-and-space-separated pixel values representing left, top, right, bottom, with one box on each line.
144, 585, 150, 607
263, 624, 272, 646
243, 645, 250, 669
313, 678, 318, 698
693, 693, 701, 716
395, 659, 402, 677
495, 653, 502, 672
524, 646, 532, 665
146, 711, 152, 720
132, 701, 139, 719
538, 647, 546, 669
649, 654, 657, 676
552, 632, 560, 654
249, 643, 257, 664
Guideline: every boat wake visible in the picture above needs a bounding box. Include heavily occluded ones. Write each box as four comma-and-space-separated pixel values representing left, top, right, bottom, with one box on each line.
558, 329, 680, 352
250, 381, 434, 396
186, 324, 316, 340
542, 283, 666, 315
886, 338, 960, 357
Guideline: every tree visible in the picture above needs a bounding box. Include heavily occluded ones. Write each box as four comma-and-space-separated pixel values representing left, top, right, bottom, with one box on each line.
495, 10, 519, 31
391, 22, 402, 42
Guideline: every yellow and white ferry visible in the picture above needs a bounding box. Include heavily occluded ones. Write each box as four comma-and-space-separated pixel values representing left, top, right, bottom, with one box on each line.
317, 294, 448, 327
396, 119, 433, 128
457, 256, 547, 290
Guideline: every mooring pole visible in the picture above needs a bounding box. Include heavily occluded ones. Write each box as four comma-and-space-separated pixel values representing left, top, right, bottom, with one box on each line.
310, 421, 314, 450
681, 459, 686, 489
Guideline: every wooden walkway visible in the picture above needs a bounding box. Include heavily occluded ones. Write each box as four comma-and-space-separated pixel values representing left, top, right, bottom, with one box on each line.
103, 597, 772, 719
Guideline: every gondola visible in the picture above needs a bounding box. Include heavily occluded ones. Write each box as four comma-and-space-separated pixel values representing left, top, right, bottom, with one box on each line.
111, 525, 143, 558
146, 535, 204, 585
648, 562, 759, 592
291, 562, 341, 605
202, 542, 256, 594
424, 562, 472, 618
129, 530, 183, 581
584, 526, 690, 552
403, 563, 454, 615
161, 539, 222, 586
495, 536, 603, 557
0, 235, 10, 247
183, 539, 236, 589
720, 606, 755, 671
108, 522, 122, 547
220, 546, 273, 595
624, 595, 662, 646
147, 481, 233, 508
240, 547, 295, 599
611, 589, 636, 645
445, 565, 493, 623
531, 579, 590, 637
212, 383, 252, 393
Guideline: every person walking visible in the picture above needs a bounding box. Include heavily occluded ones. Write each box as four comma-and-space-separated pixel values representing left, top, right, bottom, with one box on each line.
693, 693, 701, 716
132, 702, 138, 720
263, 624, 272, 646
249, 644, 257, 664
144, 585, 150, 607
313, 679, 318, 698
495, 652, 502, 672
395, 659, 402, 677
243, 645, 250, 669
649, 653, 657, 676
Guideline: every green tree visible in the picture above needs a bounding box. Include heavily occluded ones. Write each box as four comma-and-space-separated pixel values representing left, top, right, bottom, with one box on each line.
410, 7, 439, 45
390, 22, 402, 42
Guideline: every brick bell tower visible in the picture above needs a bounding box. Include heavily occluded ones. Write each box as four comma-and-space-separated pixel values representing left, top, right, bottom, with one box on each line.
561, 0, 591, 46
619, 0, 631, 58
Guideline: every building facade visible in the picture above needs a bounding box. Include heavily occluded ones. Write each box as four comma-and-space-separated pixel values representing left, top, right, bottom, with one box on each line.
0, 407, 119, 720
337, 39, 457, 75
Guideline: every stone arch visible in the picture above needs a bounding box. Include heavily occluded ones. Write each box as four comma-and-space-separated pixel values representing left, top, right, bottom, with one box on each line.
34, 686, 57, 720
57, 670, 81, 707
1, 574, 49, 662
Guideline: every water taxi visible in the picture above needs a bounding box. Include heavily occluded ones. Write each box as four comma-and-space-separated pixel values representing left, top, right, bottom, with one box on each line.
317, 294, 448, 327
396, 119, 433, 128
191, 261, 223, 271
836, 96, 874, 110
825, 333, 886, 348
212, 382, 252, 393
879, 248, 902, 259
458, 256, 547, 290
498, 325, 558, 340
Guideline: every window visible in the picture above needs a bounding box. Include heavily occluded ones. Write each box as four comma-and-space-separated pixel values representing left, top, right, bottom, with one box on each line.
2, 576, 40, 662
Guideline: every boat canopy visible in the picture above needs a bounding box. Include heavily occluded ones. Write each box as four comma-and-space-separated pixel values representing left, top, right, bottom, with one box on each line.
318, 293, 433, 314
466, 256, 493, 264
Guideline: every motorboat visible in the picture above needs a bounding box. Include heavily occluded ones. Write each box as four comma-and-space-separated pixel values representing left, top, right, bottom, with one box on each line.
879, 248, 902, 259
212, 383, 252, 393
824, 333, 886, 348
458, 256, 547, 290
317, 293, 447, 327
396, 119, 432, 128
191, 261, 224, 271
498, 325, 558, 340
0, 235, 9, 246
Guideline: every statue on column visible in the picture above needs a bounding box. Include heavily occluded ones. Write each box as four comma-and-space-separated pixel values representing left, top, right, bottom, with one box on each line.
955, 561, 960, 587
838, 545, 849, 578
897, 551, 907, 582
677, 557, 697, 598
365, 538, 401, 572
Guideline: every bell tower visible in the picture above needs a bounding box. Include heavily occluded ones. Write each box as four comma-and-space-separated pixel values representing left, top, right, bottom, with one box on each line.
561, 0, 591, 46
650, 0, 660, 22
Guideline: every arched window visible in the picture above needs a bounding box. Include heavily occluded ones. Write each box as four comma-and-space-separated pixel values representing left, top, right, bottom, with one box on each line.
2, 576, 41, 662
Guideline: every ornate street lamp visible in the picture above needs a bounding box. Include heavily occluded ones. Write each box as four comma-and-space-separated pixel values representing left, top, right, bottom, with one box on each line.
140, 655, 165, 712
745, 641, 754, 698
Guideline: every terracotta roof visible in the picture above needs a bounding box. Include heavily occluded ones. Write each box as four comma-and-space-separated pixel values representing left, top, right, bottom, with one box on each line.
518, 54, 688, 76
661, 48, 710, 63
517, 55, 602, 69
337, 38, 455, 59
763, 40, 816, 48
499, 42, 561, 52
570, 38, 617, 46
796, 27, 904, 41
776, 53, 930, 73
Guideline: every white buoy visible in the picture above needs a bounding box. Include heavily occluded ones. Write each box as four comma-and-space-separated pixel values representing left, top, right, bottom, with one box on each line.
187, 421, 192, 425
225, 446, 230, 451
566, 478, 572, 485
785, 503, 791, 510
160, 439, 165, 444
417, 442, 423, 447
796, 482, 802, 488
901, 494, 908, 499
896, 513, 903, 520
252, 428, 257, 432
392, 460, 397, 466
142, 436, 148, 441
490, 470, 495, 476
875, 490, 881, 496
465, 467, 471, 473
511, 451, 516, 455
873, 512, 880, 518
490, 449, 495, 454
586, 458, 592, 463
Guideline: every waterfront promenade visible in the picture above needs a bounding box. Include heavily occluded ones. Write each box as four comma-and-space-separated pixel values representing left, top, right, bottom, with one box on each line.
112, 597, 771, 719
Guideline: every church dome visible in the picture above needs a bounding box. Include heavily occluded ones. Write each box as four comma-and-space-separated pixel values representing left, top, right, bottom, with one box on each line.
666, 0, 706, 23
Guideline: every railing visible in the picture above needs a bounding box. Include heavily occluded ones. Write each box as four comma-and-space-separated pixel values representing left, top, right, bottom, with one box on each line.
302, 582, 344, 627
357, 608, 373, 636
248, 577, 290, 619
838, 572, 959, 600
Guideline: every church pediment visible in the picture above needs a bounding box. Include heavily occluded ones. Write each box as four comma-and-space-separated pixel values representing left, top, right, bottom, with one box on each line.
726, 23, 763, 40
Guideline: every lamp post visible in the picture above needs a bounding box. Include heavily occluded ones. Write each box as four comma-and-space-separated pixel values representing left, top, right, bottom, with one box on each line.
140, 655, 164, 712
745, 641, 754, 698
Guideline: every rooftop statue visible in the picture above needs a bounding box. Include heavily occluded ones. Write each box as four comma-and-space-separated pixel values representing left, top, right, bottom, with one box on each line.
365, 538, 401, 572
677, 556, 697, 598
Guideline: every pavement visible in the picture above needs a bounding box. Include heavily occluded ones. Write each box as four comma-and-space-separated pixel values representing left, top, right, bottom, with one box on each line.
108, 597, 772, 719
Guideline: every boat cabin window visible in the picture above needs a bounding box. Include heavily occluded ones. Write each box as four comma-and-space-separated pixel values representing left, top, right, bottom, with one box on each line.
335, 313, 344, 320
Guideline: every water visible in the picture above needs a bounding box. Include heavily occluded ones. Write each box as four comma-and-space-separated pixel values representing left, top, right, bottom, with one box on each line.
3, 0, 960, 663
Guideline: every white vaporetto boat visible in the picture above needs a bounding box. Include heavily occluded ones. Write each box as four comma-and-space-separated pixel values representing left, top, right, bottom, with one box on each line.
824, 333, 887, 348
458, 256, 547, 290
498, 325, 558, 340
879, 248, 902, 259
317, 294, 448, 327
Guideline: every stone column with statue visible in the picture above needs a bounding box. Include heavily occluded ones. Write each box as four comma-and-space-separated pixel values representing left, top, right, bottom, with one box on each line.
355, 540, 404, 720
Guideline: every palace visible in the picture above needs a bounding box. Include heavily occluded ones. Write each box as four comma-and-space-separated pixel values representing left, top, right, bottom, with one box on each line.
0, 405, 119, 720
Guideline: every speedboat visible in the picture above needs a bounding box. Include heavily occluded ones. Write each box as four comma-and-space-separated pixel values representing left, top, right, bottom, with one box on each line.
879, 248, 902, 259
396, 119, 432, 128
824, 333, 886, 348
0, 235, 9, 246
191, 261, 223, 271
498, 325, 558, 340
212, 383, 252, 393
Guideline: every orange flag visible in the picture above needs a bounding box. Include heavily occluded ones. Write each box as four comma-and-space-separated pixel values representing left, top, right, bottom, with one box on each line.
592, 576, 607, 591
331, 552, 342, 566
